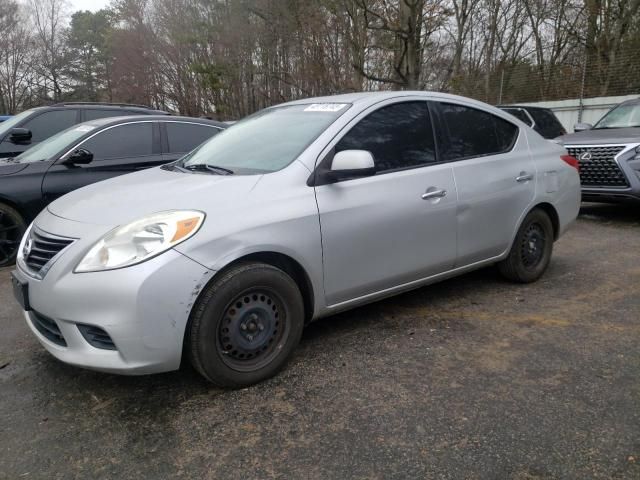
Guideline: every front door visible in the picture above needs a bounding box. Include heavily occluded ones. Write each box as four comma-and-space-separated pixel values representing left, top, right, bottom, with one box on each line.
314, 101, 458, 306
42, 121, 164, 203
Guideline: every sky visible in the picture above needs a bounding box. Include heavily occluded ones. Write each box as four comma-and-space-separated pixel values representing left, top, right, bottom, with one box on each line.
70, 0, 110, 12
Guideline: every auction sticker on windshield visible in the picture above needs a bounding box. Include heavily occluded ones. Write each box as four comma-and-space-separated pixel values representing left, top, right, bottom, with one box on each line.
304, 104, 348, 112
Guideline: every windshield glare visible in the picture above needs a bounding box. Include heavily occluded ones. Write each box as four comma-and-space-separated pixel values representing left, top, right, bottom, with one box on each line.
179, 103, 350, 173
15, 124, 98, 163
0, 109, 36, 139
595, 103, 640, 129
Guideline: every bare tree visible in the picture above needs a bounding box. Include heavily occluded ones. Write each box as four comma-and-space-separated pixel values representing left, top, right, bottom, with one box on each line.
30, 0, 70, 102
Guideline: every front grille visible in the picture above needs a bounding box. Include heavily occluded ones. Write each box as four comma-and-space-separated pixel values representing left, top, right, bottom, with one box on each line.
566, 145, 629, 188
24, 228, 74, 274
31, 312, 67, 346
77, 324, 117, 350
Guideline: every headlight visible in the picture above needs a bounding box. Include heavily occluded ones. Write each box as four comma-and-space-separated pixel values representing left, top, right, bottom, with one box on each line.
75, 210, 205, 273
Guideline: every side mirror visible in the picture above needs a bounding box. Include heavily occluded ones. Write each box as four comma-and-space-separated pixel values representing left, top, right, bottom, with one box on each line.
325, 150, 376, 182
62, 148, 93, 166
573, 122, 593, 133
9, 128, 32, 144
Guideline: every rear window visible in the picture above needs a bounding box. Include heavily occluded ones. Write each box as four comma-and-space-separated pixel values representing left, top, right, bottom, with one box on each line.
502, 108, 533, 127
528, 109, 565, 138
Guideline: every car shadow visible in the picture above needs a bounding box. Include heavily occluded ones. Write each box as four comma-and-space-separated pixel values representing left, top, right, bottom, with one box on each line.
579, 202, 640, 224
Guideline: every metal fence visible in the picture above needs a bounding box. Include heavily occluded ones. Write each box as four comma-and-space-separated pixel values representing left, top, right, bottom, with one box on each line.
454, 47, 640, 109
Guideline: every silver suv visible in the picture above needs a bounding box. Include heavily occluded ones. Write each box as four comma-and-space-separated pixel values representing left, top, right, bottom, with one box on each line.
557, 99, 640, 203
11, 92, 581, 387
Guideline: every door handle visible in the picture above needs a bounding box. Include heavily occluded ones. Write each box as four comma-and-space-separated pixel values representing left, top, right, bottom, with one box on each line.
516, 172, 534, 183
422, 188, 447, 200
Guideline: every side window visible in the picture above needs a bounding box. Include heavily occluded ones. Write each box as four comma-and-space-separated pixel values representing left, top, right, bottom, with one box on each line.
22, 110, 78, 142
503, 108, 533, 127
335, 101, 436, 172
81, 122, 153, 160
436, 103, 518, 161
84, 109, 136, 121
165, 122, 220, 153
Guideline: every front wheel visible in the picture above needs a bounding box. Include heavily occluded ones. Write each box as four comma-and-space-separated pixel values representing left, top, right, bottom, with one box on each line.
0, 203, 26, 268
498, 209, 554, 283
187, 262, 305, 388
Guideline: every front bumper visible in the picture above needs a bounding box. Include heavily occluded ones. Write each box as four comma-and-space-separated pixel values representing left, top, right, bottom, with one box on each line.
581, 188, 640, 203
14, 213, 214, 375
566, 143, 640, 203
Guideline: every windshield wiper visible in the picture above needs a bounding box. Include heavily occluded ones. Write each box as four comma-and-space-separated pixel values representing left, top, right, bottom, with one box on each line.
183, 164, 234, 175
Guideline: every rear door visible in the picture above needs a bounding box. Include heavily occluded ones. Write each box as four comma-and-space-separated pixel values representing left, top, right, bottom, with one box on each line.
314, 100, 458, 306
432, 102, 535, 266
160, 121, 222, 162
42, 121, 163, 203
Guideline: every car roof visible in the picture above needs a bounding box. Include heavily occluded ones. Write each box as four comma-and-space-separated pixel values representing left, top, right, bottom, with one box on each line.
281, 91, 502, 111
82, 115, 227, 129
497, 105, 552, 112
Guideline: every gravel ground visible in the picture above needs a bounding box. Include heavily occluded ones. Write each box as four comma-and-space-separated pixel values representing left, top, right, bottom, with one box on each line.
0, 203, 638, 480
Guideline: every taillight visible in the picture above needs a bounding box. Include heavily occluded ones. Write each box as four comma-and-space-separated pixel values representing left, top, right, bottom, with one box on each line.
561, 154, 579, 172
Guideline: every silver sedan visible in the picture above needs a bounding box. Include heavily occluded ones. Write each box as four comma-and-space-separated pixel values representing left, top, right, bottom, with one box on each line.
11, 92, 581, 387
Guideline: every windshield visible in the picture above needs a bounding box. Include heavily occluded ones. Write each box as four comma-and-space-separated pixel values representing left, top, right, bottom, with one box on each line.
177, 103, 350, 173
14, 124, 98, 163
594, 102, 640, 129
0, 109, 35, 139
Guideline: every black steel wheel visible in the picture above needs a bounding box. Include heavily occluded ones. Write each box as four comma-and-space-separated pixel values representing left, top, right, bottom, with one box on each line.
188, 262, 304, 387
498, 208, 554, 283
0, 203, 26, 268
520, 222, 546, 268
218, 288, 289, 372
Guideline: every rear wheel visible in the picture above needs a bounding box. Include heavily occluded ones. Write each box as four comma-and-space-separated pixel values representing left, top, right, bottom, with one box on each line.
188, 262, 304, 387
498, 208, 554, 283
0, 203, 26, 268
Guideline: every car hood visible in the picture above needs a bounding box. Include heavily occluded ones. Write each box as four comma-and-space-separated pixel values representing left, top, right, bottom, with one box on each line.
0, 158, 28, 176
47, 167, 262, 226
556, 127, 640, 145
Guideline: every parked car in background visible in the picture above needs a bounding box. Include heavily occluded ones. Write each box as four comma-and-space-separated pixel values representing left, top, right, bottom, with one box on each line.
498, 105, 566, 139
11, 92, 581, 387
556, 98, 640, 203
0, 115, 225, 266
0, 115, 12, 123
0, 103, 168, 159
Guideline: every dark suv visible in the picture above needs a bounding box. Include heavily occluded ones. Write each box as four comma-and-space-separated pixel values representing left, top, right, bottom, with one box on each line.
0, 115, 225, 266
0, 103, 168, 159
556, 98, 640, 203
498, 105, 566, 139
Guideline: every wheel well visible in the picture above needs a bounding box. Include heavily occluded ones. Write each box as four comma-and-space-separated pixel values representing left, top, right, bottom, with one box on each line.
217, 252, 315, 324
534, 202, 560, 240
0, 197, 28, 222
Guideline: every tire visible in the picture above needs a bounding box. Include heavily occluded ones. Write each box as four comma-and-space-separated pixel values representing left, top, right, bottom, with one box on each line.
498, 208, 554, 283
0, 203, 26, 268
188, 262, 305, 388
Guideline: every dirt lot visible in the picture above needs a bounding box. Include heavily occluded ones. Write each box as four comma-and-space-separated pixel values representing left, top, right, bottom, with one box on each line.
0, 204, 638, 480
